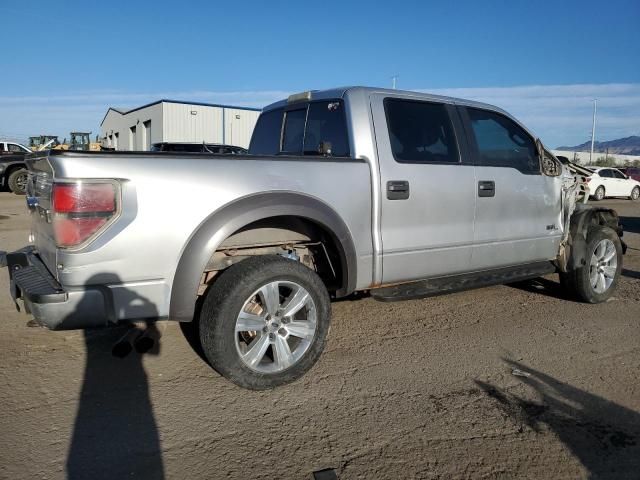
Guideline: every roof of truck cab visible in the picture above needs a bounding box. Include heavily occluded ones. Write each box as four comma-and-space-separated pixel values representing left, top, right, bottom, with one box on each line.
262, 86, 511, 116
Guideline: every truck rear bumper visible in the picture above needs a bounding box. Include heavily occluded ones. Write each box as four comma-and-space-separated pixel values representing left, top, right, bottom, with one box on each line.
5, 247, 111, 330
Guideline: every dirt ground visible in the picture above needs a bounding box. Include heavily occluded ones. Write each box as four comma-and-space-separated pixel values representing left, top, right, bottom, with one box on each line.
0, 192, 639, 480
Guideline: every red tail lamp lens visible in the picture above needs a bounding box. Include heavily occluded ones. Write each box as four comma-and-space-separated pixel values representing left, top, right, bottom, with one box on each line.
52, 182, 118, 248
53, 217, 109, 247
53, 183, 115, 213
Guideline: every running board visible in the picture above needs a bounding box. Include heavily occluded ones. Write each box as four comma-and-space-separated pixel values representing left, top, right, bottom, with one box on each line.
371, 262, 557, 302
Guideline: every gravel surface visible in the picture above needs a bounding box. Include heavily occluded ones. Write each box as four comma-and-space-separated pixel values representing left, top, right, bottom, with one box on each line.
0, 192, 639, 479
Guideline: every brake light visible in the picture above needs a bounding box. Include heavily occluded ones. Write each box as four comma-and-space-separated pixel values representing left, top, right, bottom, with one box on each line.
52, 182, 118, 248
53, 183, 115, 213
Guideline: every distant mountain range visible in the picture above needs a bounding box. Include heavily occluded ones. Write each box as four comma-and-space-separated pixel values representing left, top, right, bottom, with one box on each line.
557, 136, 640, 156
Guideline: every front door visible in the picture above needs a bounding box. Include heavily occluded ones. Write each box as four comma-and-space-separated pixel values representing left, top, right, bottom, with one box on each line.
610, 169, 629, 196
459, 106, 563, 270
371, 94, 477, 284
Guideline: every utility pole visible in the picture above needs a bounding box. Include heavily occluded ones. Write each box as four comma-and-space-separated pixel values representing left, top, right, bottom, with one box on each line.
590, 99, 597, 164
391, 75, 398, 90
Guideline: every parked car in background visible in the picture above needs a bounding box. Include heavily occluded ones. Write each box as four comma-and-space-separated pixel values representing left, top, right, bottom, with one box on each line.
586, 167, 640, 201
0, 141, 31, 194
151, 142, 248, 154
619, 167, 640, 182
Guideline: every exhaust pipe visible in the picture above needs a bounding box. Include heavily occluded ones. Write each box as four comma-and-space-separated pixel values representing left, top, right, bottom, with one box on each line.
112, 327, 143, 358
134, 329, 155, 353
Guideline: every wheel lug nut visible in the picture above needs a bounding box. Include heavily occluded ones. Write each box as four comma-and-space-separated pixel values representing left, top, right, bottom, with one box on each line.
269, 333, 275, 341
278, 328, 287, 335
282, 318, 289, 324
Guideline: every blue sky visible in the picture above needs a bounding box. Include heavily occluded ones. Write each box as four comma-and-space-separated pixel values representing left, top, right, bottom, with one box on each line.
0, 0, 638, 147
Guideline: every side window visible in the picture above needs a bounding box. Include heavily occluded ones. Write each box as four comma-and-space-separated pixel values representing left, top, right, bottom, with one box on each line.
599, 169, 612, 178
612, 170, 626, 179
384, 98, 459, 163
303, 101, 350, 156
248, 108, 284, 155
281, 109, 306, 153
467, 108, 539, 173
7, 144, 23, 153
0, 143, 5, 152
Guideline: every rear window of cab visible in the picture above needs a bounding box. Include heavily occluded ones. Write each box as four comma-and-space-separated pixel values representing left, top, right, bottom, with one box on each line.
249, 100, 350, 157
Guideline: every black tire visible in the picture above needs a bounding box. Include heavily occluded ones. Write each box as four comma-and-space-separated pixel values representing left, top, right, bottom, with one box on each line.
8, 168, 28, 195
199, 255, 331, 390
630, 186, 640, 201
559, 226, 622, 303
592, 185, 605, 201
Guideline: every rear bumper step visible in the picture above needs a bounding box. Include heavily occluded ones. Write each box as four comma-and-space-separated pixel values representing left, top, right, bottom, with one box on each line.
6, 247, 67, 304
371, 262, 557, 302
3, 246, 111, 330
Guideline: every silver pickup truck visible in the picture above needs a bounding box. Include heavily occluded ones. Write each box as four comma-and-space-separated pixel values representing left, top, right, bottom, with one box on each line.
2, 87, 625, 389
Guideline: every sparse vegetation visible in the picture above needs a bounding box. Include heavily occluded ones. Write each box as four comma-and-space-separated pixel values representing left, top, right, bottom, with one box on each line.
594, 156, 617, 167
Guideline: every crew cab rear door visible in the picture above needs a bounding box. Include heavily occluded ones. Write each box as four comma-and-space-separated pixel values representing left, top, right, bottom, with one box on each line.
458, 106, 563, 269
370, 93, 476, 284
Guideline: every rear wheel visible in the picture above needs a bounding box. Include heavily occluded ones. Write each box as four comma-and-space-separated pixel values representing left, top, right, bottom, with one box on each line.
560, 226, 622, 303
7, 168, 28, 195
630, 186, 639, 201
593, 186, 605, 201
199, 255, 331, 390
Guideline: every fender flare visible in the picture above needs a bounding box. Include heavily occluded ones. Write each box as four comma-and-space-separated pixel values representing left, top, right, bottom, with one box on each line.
169, 191, 358, 322
564, 205, 625, 271
1, 160, 27, 175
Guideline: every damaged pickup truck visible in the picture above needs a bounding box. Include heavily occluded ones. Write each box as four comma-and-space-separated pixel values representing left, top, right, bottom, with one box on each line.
2, 87, 625, 390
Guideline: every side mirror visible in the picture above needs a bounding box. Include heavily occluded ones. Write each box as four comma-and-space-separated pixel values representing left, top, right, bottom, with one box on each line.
541, 148, 562, 177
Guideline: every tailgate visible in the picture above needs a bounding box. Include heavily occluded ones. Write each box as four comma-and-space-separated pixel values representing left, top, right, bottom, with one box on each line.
24, 152, 58, 278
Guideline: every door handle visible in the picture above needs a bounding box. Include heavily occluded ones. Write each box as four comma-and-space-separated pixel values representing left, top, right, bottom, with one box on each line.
387, 180, 410, 200
478, 180, 495, 197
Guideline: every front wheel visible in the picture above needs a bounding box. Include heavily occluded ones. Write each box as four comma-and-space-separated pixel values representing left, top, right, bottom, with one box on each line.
199, 255, 331, 390
630, 186, 640, 201
560, 226, 622, 303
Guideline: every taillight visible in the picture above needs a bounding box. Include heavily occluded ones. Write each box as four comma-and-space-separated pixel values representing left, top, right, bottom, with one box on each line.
52, 182, 119, 248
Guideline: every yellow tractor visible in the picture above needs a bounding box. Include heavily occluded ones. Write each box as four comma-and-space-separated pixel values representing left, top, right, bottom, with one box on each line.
68, 132, 102, 151
28, 133, 102, 151
28, 135, 63, 151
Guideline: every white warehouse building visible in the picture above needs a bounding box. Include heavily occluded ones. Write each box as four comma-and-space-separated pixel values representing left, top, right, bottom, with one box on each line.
100, 100, 262, 151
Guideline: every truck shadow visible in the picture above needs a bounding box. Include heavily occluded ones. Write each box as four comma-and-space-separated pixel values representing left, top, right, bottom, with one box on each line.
507, 276, 569, 300
619, 216, 640, 234
66, 274, 164, 480
622, 268, 640, 280
475, 359, 640, 479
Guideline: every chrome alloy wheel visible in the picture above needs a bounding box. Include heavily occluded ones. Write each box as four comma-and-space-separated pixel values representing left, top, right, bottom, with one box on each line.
234, 281, 317, 373
590, 239, 617, 294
